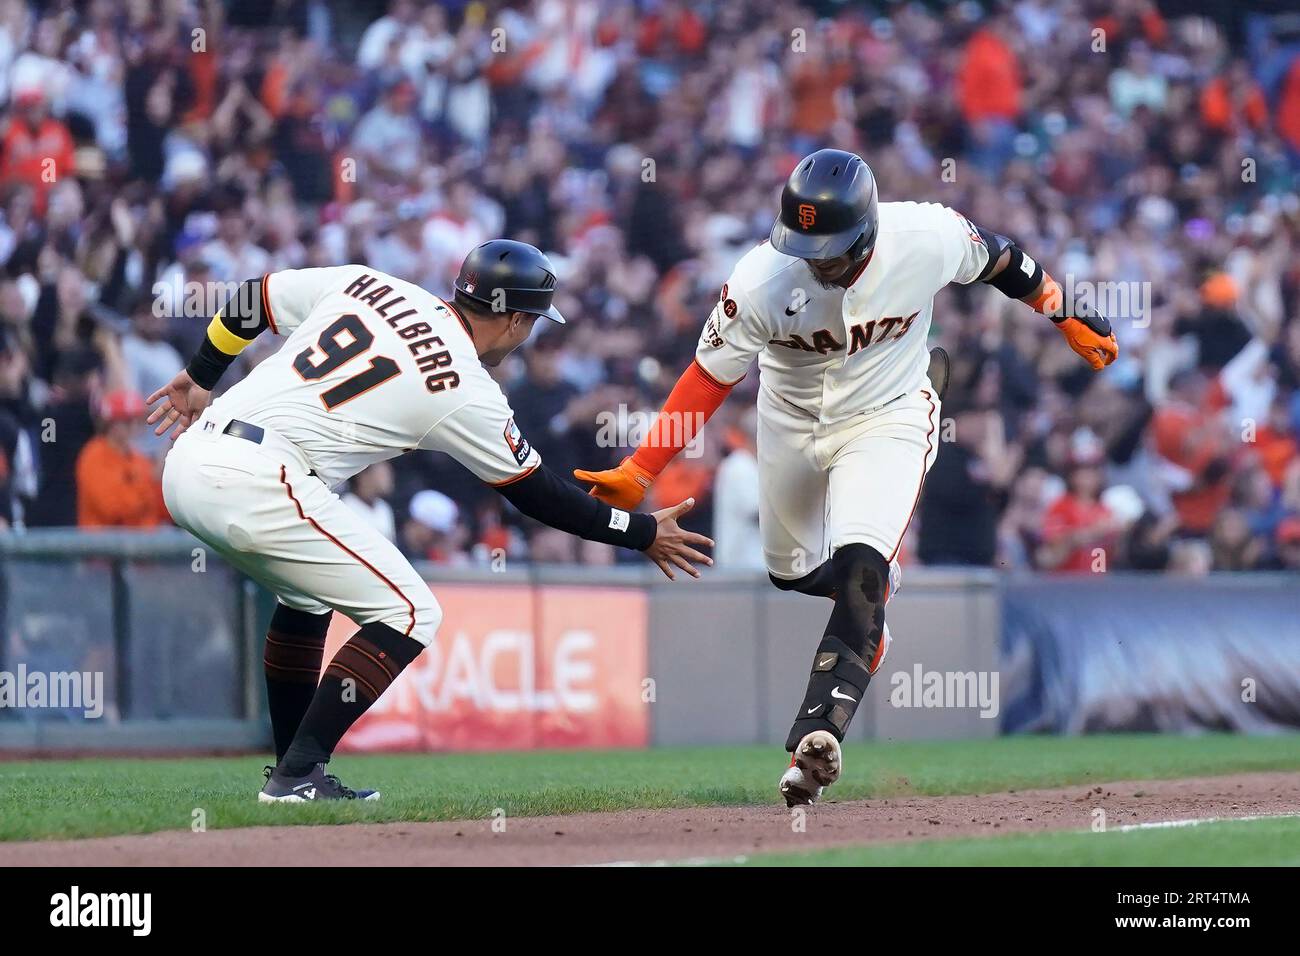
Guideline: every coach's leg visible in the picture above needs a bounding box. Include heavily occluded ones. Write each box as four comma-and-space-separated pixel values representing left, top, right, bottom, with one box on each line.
242, 465, 443, 784
262, 601, 332, 763
278, 620, 428, 777
783, 543, 891, 751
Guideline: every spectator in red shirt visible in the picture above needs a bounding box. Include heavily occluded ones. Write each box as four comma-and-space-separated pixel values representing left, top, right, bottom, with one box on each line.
1038, 459, 1120, 573
957, 25, 1022, 123
0, 89, 75, 216
956, 19, 1022, 175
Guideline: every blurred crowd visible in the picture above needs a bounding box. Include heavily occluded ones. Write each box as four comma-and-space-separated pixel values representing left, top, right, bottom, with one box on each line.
0, 0, 1298, 575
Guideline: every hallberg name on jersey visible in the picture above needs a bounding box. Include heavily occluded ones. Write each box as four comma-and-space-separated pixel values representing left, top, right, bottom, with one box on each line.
342, 272, 460, 395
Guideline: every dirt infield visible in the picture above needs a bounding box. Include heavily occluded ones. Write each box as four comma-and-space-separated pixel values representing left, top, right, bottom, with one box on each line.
3, 771, 1297, 866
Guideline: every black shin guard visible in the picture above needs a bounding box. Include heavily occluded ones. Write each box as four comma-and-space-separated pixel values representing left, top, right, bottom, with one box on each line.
784, 636, 871, 750
784, 544, 892, 751
264, 604, 332, 763
280, 622, 424, 777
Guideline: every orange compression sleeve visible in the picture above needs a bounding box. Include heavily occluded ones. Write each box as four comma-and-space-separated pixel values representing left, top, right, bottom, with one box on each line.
630, 359, 734, 476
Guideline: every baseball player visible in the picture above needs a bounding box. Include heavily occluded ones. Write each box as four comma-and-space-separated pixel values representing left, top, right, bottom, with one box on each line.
148, 239, 713, 802
575, 149, 1118, 805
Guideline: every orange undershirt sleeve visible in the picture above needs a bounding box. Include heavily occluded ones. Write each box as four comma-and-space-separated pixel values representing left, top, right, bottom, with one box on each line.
1025, 273, 1063, 316
630, 359, 734, 476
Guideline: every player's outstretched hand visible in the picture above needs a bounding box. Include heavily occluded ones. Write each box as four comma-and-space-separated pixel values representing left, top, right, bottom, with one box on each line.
574, 457, 655, 509
644, 496, 714, 581
146, 370, 211, 441
1055, 308, 1118, 371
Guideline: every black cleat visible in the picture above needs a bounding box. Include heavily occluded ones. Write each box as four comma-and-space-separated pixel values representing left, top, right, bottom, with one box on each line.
259, 764, 380, 803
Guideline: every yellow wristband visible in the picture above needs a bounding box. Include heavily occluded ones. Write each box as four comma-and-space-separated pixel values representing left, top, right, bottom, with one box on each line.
206, 312, 254, 356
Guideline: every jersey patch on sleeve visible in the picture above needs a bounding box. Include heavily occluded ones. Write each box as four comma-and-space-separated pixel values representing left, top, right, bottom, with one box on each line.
504, 418, 531, 466
608, 508, 630, 532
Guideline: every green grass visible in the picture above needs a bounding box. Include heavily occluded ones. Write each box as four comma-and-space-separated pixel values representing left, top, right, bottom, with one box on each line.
1, 733, 1298, 842
734, 815, 1300, 867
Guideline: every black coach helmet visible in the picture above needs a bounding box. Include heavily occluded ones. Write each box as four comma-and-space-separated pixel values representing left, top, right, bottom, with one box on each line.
770, 149, 879, 261
454, 239, 565, 324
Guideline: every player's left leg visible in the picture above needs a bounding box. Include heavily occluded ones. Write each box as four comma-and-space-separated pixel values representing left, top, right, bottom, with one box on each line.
779, 387, 941, 806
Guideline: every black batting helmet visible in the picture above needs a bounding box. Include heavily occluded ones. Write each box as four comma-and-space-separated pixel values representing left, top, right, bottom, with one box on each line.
770, 149, 878, 261
454, 239, 565, 324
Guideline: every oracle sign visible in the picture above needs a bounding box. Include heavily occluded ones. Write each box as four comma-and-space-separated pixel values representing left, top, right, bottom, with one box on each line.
322, 585, 649, 751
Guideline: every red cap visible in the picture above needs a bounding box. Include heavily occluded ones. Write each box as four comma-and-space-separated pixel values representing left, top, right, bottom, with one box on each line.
99, 390, 145, 423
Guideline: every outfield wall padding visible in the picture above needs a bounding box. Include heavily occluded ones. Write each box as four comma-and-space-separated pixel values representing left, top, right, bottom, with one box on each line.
1001, 575, 1300, 734
1, 531, 1296, 752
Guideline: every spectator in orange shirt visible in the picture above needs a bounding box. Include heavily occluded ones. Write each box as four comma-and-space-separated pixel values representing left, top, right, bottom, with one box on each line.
76, 390, 166, 529
788, 42, 853, 146
1200, 63, 1268, 135
957, 25, 1021, 123
1277, 54, 1300, 157
1253, 396, 1298, 487
636, 1, 706, 58
1151, 370, 1233, 534
0, 89, 75, 216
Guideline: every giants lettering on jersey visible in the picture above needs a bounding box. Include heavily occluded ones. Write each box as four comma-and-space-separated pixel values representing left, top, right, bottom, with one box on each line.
768, 310, 920, 356
344, 273, 461, 394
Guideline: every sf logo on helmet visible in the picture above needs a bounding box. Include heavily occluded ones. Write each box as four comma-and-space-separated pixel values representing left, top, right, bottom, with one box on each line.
797, 203, 817, 230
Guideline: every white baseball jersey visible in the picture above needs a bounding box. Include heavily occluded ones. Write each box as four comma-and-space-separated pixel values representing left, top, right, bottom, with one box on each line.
164, 264, 542, 646
696, 202, 990, 421
210, 265, 539, 490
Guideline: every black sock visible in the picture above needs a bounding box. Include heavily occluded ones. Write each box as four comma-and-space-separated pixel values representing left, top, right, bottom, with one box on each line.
280, 622, 423, 777
263, 604, 332, 763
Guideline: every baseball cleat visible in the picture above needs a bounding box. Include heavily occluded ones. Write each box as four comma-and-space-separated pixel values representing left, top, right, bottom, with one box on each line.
779, 729, 842, 807
259, 764, 380, 803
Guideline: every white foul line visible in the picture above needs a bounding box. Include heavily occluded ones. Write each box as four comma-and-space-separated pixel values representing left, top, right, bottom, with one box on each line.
1111, 811, 1300, 833
589, 813, 1300, 864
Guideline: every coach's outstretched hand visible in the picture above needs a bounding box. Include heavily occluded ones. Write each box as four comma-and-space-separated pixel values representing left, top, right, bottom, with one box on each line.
645, 497, 714, 580
146, 370, 211, 440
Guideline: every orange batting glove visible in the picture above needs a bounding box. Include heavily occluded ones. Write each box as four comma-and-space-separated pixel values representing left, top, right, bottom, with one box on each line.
1054, 309, 1118, 371
1028, 276, 1118, 371
573, 457, 656, 509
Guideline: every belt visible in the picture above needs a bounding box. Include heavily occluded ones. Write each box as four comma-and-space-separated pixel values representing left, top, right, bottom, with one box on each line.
223, 418, 320, 479
223, 419, 264, 444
